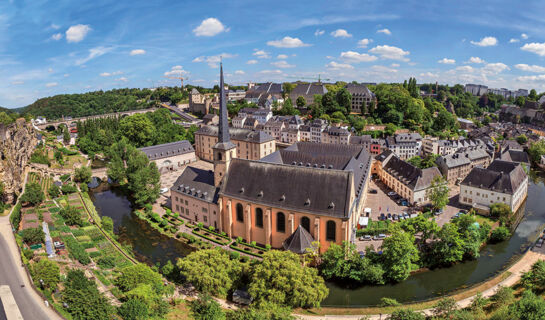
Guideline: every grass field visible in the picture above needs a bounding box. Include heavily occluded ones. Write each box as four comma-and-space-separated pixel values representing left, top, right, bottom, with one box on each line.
28, 171, 53, 198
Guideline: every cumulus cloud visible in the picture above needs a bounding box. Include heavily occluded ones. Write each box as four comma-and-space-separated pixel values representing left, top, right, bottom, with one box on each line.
51, 33, 62, 41
267, 36, 310, 48
357, 38, 372, 48
517, 75, 545, 82
509, 38, 519, 43
234, 70, 245, 75
331, 29, 352, 38
340, 51, 377, 63
246, 60, 258, 65
371, 65, 397, 73
271, 60, 295, 68
253, 49, 270, 59
521, 33, 529, 40
369, 45, 410, 61
100, 71, 123, 77
482, 62, 509, 74
164, 65, 189, 77
45, 82, 58, 88
466, 56, 485, 64
470, 36, 497, 47
454, 65, 474, 73
514, 64, 545, 73
193, 18, 228, 36
11, 81, 24, 85
75, 46, 112, 65
130, 49, 146, 56
314, 29, 325, 36
192, 53, 237, 68
117, 77, 128, 82
419, 72, 438, 78
438, 58, 455, 64
521, 42, 545, 56
259, 69, 284, 75
276, 54, 288, 59
391, 63, 400, 67
326, 61, 354, 70
66, 24, 91, 43
377, 28, 391, 35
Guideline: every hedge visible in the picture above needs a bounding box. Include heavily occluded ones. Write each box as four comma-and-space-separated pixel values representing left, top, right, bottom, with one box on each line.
10, 202, 22, 229
191, 229, 231, 246
229, 243, 262, 258
63, 236, 91, 265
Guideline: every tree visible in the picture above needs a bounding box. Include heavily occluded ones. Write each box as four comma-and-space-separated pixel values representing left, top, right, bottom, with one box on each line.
22, 227, 45, 244
126, 151, 161, 207
190, 294, 226, 320
490, 203, 512, 219
489, 226, 511, 243
60, 206, 84, 226
63, 269, 113, 320
529, 89, 538, 101
431, 223, 464, 265
336, 88, 352, 114
226, 302, 294, 320
248, 250, 329, 308
381, 230, 419, 282
101, 216, 114, 234
387, 309, 425, 320
20, 182, 44, 206
119, 113, 154, 147
517, 134, 528, 145
528, 140, 545, 163
508, 290, 545, 320
433, 297, 457, 318
118, 298, 149, 320
491, 286, 515, 308
48, 184, 60, 198
63, 126, 70, 144
115, 263, 165, 294
178, 249, 242, 298
31, 258, 60, 290
74, 166, 92, 184
521, 260, 545, 291
429, 176, 449, 209
295, 96, 306, 108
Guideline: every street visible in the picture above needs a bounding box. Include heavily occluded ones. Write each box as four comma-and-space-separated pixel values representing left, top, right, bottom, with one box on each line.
0, 216, 61, 320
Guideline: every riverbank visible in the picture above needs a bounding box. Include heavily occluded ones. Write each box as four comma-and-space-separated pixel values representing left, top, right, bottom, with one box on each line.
295, 250, 545, 319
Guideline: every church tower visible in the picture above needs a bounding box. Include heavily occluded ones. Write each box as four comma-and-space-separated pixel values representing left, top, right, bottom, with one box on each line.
213, 62, 237, 187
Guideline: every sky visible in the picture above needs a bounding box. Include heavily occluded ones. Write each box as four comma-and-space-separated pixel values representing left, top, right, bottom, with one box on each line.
2, 0, 545, 108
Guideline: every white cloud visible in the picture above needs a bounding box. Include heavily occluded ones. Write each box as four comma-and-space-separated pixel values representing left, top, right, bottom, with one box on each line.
326, 61, 354, 70
340, 51, 377, 63
331, 29, 352, 38
64, 74, 70, 77
357, 38, 372, 48
50, 24, 60, 30
521, 42, 545, 56
371, 65, 397, 73
253, 49, 270, 59
369, 45, 410, 61
314, 29, 325, 36
234, 70, 245, 75
164, 65, 189, 77
470, 36, 497, 47
116, 77, 128, 82
267, 36, 310, 48
276, 54, 288, 59
66, 24, 91, 43
454, 66, 474, 73
419, 72, 438, 78
51, 33, 62, 41
48, 68, 54, 73
482, 62, 509, 74
521, 33, 529, 40
193, 18, 228, 36
100, 71, 123, 77
390, 63, 400, 67
259, 69, 283, 75
438, 58, 456, 64
376, 28, 391, 35
45, 82, 58, 88
192, 53, 237, 68
130, 49, 146, 56
514, 64, 545, 73
11, 81, 24, 85
516, 75, 545, 82
509, 38, 519, 43
75, 46, 112, 65
246, 59, 258, 65
467, 56, 485, 64
271, 60, 295, 68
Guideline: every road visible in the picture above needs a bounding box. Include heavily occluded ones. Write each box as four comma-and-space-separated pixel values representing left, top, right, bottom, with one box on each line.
0, 216, 61, 320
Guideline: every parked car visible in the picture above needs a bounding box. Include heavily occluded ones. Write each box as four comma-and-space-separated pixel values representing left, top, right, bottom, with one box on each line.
359, 235, 372, 241
379, 213, 386, 221
358, 251, 365, 258
374, 234, 387, 240
399, 200, 409, 206
369, 189, 378, 194
398, 214, 405, 221
393, 195, 401, 201
434, 208, 443, 216
537, 238, 544, 248
403, 212, 410, 219
160, 187, 169, 194
393, 214, 399, 221
387, 213, 392, 220
387, 191, 397, 196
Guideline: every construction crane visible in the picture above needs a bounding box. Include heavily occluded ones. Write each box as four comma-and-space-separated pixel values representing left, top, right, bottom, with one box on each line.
287, 74, 331, 83
163, 76, 188, 89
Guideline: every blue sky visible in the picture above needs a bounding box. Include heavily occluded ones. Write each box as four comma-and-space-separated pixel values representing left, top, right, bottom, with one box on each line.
2, 0, 545, 108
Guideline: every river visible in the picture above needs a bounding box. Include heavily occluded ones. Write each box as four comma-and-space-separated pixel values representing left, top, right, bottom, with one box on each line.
89, 172, 545, 307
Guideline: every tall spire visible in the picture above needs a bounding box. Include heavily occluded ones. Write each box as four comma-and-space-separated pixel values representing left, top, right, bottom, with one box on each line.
218, 62, 230, 143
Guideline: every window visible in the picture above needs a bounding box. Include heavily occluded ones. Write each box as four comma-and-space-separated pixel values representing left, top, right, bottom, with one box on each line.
202, 208, 208, 213
176, 205, 180, 212
204, 216, 207, 222
326, 221, 336, 241
236, 203, 244, 222
301, 216, 310, 232
277, 212, 285, 233
255, 208, 263, 228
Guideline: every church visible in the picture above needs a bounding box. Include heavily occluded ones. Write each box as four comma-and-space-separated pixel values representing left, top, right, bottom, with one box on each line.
170, 64, 372, 253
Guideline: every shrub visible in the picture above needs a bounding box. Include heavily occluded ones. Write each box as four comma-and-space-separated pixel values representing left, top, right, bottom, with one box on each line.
97, 256, 116, 269
380, 297, 400, 307
64, 236, 91, 265
22, 228, 45, 244
489, 226, 511, 243
61, 184, 78, 194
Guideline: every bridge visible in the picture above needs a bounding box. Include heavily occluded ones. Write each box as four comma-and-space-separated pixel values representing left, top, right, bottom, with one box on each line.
34, 107, 158, 130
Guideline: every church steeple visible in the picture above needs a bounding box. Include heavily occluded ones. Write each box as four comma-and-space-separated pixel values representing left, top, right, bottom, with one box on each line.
212, 62, 236, 187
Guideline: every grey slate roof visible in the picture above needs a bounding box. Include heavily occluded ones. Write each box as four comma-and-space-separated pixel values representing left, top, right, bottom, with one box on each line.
500, 149, 530, 164
171, 167, 218, 203
196, 125, 275, 143
345, 83, 375, 96
283, 225, 315, 254
461, 160, 527, 194
139, 140, 194, 161
436, 147, 490, 169
291, 83, 328, 96
381, 152, 441, 191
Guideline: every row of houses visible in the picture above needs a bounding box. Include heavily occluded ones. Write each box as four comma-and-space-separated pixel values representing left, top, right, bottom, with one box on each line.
464, 84, 529, 99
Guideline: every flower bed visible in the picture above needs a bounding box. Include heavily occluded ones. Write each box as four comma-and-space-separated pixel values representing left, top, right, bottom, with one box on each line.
192, 228, 231, 246
229, 242, 264, 258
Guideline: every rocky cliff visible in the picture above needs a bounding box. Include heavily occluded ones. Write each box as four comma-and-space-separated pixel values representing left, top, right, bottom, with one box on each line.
0, 119, 37, 203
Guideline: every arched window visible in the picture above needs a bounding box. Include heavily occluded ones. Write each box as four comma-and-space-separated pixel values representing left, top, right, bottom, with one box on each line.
255, 208, 263, 228
300, 216, 310, 232
326, 220, 336, 242
277, 212, 285, 233
236, 203, 244, 222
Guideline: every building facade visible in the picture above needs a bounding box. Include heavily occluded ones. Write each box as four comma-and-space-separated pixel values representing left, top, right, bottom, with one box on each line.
139, 140, 196, 171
